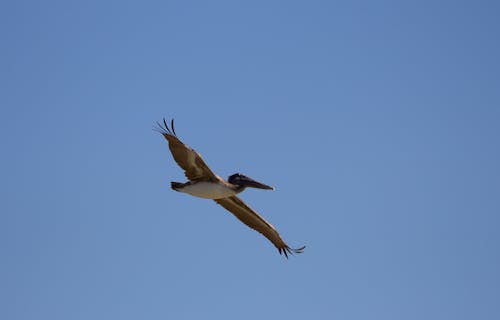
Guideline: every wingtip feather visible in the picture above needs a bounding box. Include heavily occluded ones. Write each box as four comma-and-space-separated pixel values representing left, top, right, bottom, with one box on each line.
293, 245, 306, 254
171, 118, 176, 135
278, 245, 305, 258
154, 117, 178, 137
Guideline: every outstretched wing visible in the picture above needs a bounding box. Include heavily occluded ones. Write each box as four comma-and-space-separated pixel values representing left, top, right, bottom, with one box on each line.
214, 196, 305, 258
155, 118, 219, 182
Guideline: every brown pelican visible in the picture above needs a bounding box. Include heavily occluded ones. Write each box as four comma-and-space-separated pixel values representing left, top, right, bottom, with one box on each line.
155, 118, 305, 258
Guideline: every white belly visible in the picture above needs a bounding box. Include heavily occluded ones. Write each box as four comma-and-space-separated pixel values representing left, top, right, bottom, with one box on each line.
180, 182, 237, 199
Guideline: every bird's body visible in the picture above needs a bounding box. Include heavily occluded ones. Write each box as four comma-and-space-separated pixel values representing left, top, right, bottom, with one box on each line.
155, 118, 304, 258
171, 180, 240, 199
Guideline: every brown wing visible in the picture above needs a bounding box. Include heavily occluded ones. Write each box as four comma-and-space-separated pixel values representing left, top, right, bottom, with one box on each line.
155, 118, 219, 182
214, 196, 305, 258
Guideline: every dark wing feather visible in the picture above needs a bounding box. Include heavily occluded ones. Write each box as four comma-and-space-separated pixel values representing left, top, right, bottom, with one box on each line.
155, 118, 219, 182
214, 196, 305, 258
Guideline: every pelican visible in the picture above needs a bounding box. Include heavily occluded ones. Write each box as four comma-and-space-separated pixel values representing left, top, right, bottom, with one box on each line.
155, 118, 305, 258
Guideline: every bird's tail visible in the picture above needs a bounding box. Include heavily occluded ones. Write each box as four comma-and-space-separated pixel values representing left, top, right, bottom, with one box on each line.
170, 182, 184, 191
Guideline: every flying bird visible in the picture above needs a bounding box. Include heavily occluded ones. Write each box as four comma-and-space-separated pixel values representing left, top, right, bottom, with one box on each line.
155, 118, 305, 258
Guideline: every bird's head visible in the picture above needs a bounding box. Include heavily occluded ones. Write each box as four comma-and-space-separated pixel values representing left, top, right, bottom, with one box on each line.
228, 173, 274, 190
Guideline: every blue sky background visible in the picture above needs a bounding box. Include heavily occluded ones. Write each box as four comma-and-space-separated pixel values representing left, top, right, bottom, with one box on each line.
1, 1, 499, 319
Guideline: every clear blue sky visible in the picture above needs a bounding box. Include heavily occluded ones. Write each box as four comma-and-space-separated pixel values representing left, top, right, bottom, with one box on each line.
1, 1, 499, 319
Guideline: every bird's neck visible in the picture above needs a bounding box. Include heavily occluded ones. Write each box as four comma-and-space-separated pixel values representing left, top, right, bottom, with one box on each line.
232, 184, 246, 194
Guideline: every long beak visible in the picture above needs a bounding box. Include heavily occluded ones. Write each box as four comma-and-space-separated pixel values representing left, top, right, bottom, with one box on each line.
241, 177, 274, 190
